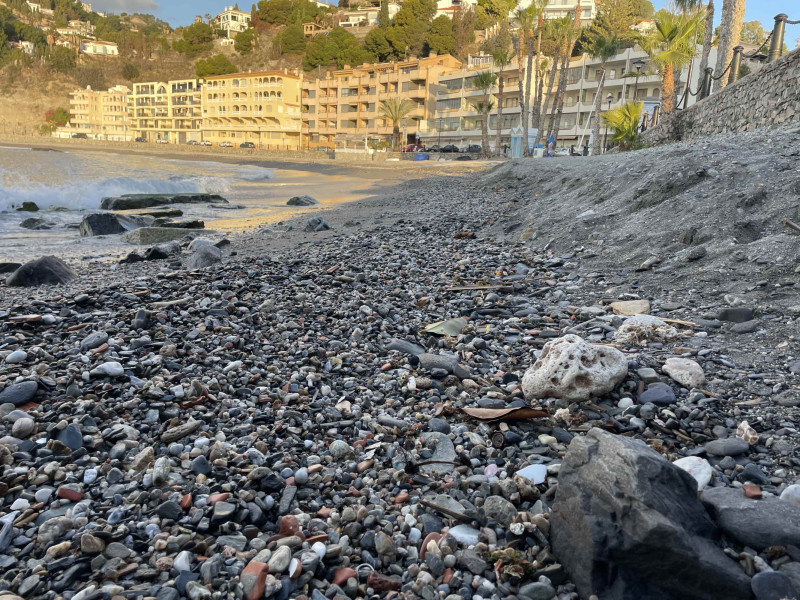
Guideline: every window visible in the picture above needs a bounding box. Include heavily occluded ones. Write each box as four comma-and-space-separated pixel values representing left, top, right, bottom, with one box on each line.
443, 78, 463, 91
437, 98, 462, 111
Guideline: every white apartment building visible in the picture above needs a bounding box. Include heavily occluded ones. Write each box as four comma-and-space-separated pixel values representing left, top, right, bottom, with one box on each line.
212, 6, 252, 38
80, 40, 119, 56
436, 0, 478, 19
420, 46, 716, 153
515, 0, 596, 27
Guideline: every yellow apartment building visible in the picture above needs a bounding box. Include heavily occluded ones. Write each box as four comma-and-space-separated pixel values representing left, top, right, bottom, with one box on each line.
301, 54, 462, 150
129, 79, 203, 144
201, 70, 304, 150
54, 84, 130, 141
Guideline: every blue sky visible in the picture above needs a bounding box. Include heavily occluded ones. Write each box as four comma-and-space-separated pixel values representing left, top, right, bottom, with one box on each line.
91, 0, 799, 44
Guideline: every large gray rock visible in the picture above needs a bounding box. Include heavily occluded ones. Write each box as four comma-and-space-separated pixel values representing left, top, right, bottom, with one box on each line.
122, 227, 194, 245
187, 245, 222, 270
287, 195, 318, 206
522, 334, 628, 401
551, 428, 751, 600
304, 216, 331, 232
19, 217, 53, 230
80, 213, 125, 236
6, 256, 77, 287
701, 487, 800, 550
100, 193, 227, 210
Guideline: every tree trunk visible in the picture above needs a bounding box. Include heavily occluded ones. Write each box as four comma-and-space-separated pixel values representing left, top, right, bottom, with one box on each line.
495, 74, 504, 156
714, 0, 744, 92
698, 0, 714, 77
546, 43, 570, 146
392, 123, 400, 151
531, 14, 544, 131
522, 32, 534, 155
590, 64, 605, 156
533, 58, 545, 132
672, 67, 681, 108
548, 4, 581, 147
661, 63, 675, 113
481, 104, 490, 159
534, 46, 560, 149
517, 32, 529, 156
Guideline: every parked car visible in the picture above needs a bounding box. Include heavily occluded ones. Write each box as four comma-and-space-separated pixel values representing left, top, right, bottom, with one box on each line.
553, 147, 570, 157
134, 137, 146, 143
315, 146, 331, 152
186, 140, 199, 145
240, 142, 255, 149
199, 140, 212, 146
219, 141, 233, 148
156, 139, 169, 144
441, 144, 459, 153
403, 144, 423, 152
427, 145, 441, 153
464, 144, 481, 154
71, 133, 88, 139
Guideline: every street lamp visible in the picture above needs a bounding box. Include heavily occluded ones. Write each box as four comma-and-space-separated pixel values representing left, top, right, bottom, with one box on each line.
437, 117, 443, 150
401, 117, 407, 151
603, 93, 613, 153
633, 58, 645, 100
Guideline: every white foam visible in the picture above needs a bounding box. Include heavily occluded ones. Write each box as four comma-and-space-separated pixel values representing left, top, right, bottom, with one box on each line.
0, 174, 232, 211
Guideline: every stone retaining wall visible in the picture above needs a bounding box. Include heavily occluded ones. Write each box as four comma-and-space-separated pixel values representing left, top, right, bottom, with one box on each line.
642, 48, 800, 145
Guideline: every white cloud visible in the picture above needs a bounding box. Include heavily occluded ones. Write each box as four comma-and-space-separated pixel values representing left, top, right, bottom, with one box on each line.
91, 0, 161, 13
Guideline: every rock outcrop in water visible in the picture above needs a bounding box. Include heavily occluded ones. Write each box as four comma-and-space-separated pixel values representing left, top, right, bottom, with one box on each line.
100, 194, 228, 210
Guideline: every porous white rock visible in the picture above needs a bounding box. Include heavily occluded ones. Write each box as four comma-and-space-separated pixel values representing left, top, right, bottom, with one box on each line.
522, 334, 628, 401
663, 358, 705, 389
614, 315, 679, 345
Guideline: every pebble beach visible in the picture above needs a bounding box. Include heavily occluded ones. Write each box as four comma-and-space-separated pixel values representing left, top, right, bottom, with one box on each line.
2, 137, 800, 600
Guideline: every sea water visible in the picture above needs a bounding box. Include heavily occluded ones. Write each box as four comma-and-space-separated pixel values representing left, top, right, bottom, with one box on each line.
0, 146, 364, 263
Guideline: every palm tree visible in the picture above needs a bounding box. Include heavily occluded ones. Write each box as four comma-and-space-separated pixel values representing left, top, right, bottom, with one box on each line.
698, 1, 715, 80
601, 101, 644, 150
514, 1, 546, 156
534, 18, 570, 150
379, 98, 415, 151
714, 0, 745, 92
530, 1, 547, 132
492, 50, 512, 157
471, 71, 498, 158
588, 34, 620, 155
547, 2, 583, 149
646, 11, 703, 114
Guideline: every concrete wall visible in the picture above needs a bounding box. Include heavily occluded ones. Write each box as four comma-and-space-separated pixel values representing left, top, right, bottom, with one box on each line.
642, 48, 800, 145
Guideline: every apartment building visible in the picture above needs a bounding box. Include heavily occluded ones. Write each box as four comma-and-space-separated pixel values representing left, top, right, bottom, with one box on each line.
201, 70, 304, 149
54, 85, 130, 141
129, 79, 203, 143
418, 54, 527, 151
421, 46, 715, 153
545, 45, 715, 149
302, 54, 462, 150
212, 6, 252, 38
80, 40, 119, 56
515, 0, 596, 27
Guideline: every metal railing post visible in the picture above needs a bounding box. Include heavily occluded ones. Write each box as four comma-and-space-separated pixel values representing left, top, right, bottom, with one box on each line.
768, 14, 787, 63
728, 46, 743, 84
700, 67, 713, 99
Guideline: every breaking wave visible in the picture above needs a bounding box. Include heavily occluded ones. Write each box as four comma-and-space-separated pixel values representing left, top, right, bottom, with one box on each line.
0, 173, 233, 211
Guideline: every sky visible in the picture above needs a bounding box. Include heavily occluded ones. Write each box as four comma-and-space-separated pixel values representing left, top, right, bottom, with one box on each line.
90, 0, 800, 45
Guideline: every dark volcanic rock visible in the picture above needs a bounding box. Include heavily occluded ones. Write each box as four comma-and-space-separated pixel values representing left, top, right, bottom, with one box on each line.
100, 194, 227, 211
287, 195, 318, 206
701, 487, 800, 550
19, 217, 53, 230
551, 428, 751, 600
5, 256, 77, 287
79, 214, 126, 237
